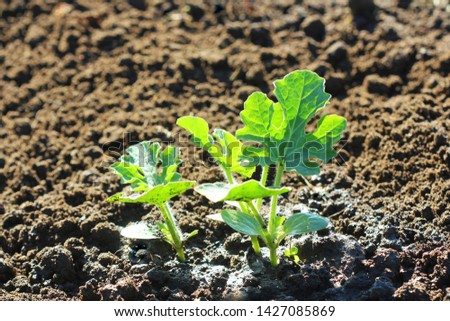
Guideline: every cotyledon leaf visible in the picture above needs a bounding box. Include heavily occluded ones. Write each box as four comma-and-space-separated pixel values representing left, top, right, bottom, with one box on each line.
221, 209, 264, 236
283, 213, 329, 236
120, 222, 160, 240
107, 181, 196, 205
194, 179, 289, 203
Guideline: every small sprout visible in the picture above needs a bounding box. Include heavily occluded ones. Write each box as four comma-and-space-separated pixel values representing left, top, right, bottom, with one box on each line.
180, 70, 346, 267
107, 141, 196, 262
284, 246, 300, 264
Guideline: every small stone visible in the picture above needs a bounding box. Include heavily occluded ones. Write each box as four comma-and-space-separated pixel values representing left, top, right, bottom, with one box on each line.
224, 233, 249, 254
33, 161, 48, 179
381, 48, 414, 75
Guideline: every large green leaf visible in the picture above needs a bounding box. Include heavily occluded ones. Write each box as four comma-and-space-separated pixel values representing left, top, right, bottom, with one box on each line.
283, 213, 329, 236
194, 179, 289, 203
177, 116, 214, 149
236, 70, 346, 176
107, 181, 196, 205
221, 209, 264, 236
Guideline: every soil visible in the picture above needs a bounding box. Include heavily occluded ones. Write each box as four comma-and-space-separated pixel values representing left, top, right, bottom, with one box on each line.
1, 0, 449, 301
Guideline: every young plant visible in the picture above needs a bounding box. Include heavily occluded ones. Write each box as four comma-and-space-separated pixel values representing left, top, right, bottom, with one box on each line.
179, 70, 346, 267
284, 245, 300, 264
107, 141, 197, 261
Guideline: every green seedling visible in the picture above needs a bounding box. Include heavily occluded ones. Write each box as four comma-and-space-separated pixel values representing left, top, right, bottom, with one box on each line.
107, 141, 197, 261
284, 246, 300, 264
179, 70, 346, 267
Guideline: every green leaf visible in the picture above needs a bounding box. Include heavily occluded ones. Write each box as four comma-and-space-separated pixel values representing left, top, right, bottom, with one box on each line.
237, 93, 286, 142
110, 162, 147, 191
274, 70, 331, 123
237, 70, 346, 176
186, 230, 198, 240
213, 129, 255, 178
195, 179, 289, 203
284, 246, 299, 260
178, 116, 255, 177
221, 209, 264, 236
109, 141, 192, 203
284, 213, 329, 236
177, 116, 214, 149
107, 181, 196, 205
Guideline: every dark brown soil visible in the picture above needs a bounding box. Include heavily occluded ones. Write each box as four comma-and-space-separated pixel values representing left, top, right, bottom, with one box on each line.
1, 0, 449, 301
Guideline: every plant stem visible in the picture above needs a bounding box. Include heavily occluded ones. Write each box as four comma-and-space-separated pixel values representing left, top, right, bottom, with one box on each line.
223, 165, 261, 254
256, 165, 269, 210
159, 202, 185, 262
268, 159, 284, 235
245, 201, 266, 255
269, 244, 278, 267
247, 201, 267, 228
251, 237, 261, 254
222, 167, 235, 184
